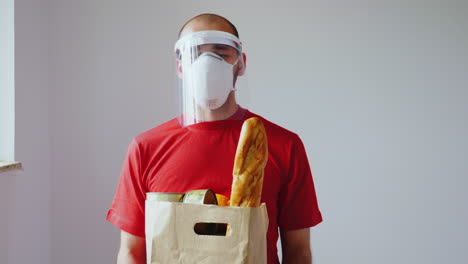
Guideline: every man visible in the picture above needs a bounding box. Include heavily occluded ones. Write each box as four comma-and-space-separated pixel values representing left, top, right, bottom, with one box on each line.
107, 13, 322, 264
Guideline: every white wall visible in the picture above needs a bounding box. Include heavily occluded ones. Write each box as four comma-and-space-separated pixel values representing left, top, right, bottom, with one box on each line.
0, 0, 51, 263
4, 0, 467, 263
47, 1, 178, 263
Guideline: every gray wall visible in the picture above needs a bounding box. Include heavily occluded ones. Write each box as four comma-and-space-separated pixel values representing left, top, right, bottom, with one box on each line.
4, 0, 468, 263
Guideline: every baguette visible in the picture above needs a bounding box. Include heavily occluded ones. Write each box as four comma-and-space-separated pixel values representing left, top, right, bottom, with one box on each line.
230, 117, 268, 207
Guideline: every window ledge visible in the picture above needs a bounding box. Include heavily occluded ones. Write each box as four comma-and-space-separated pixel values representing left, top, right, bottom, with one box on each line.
0, 161, 23, 173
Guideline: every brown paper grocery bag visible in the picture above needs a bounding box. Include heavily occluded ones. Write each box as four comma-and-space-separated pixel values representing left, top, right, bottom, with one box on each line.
145, 200, 268, 264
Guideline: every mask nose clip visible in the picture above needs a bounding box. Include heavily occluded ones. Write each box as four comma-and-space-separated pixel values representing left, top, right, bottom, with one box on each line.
198, 51, 223, 61
197, 51, 240, 66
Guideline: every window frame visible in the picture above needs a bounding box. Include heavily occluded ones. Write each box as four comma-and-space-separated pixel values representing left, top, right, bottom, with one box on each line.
0, 0, 22, 173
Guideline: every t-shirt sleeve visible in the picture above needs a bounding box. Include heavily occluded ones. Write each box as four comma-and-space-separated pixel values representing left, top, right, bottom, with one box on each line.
106, 138, 146, 237
278, 135, 323, 230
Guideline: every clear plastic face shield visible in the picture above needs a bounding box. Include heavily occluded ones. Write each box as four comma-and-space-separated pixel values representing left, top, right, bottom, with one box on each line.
174, 30, 247, 127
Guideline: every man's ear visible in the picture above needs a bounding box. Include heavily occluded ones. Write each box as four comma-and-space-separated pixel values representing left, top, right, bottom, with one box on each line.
176, 59, 183, 79
237, 53, 247, 76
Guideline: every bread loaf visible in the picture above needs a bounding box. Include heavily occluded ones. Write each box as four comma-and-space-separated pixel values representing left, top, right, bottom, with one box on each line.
230, 117, 268, 207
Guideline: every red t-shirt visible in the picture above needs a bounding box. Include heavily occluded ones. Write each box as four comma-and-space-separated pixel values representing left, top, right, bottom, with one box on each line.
107, 109, 322, 263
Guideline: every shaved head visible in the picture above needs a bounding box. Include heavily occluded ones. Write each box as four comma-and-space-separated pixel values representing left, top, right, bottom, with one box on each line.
178, 13, 239, 38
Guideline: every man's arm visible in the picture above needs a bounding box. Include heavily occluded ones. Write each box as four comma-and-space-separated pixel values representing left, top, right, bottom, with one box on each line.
117, 230, 146, 264
280, 227, 312, 264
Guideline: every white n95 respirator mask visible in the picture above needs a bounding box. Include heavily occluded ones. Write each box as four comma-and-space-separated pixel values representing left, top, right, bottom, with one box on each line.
185, 52, 236, 110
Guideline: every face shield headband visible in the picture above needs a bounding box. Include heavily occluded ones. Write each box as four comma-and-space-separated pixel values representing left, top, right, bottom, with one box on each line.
174, 30, 242, 57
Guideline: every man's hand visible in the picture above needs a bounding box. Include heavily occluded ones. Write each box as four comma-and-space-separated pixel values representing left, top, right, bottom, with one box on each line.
280, 227, 312, 264
117, 230, 146, 264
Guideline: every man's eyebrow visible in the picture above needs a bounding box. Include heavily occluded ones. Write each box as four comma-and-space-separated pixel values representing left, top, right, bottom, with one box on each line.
213, 44, 228, 50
